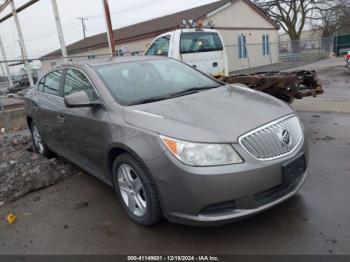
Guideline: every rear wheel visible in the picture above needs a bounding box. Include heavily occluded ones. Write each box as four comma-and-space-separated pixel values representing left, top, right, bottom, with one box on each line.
30, 123, 55, 158
112, 153, 162, 226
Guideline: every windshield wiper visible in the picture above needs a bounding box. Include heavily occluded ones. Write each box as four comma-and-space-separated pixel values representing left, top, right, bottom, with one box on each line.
166, 86, 219, 98
128, 86, 220, 106
128, 96, 171, 106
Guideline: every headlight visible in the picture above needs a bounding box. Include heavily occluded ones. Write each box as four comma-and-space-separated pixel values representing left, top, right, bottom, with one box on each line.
160, 136, 243, 166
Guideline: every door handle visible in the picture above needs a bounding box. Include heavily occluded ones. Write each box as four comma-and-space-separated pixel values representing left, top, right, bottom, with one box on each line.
57, 115, 65, 123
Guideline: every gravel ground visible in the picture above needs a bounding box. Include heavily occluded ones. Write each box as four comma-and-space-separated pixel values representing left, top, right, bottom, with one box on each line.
292, 58, 350, 113
0, 111, 349, 255
0, 131, 82, 204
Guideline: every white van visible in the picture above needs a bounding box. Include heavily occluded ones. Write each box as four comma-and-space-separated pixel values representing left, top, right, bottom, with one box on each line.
145, 28, 229, 77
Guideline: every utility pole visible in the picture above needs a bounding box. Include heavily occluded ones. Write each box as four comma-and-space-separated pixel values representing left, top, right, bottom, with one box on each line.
102, 0, 115, 56
77, 17, 88, 39
0, 34, 13, 87
9, 0, 34, 87
51, 0, 68, 63
0, 63, 6, 82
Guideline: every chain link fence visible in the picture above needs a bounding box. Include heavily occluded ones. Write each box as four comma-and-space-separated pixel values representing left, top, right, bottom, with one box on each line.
0, 35, 343, 94
0, 50, 143, 95
227, 36, 334, 74
279, 37, 334, 64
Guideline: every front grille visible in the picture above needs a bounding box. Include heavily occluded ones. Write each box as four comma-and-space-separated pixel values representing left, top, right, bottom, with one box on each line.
239, 115, 303, 161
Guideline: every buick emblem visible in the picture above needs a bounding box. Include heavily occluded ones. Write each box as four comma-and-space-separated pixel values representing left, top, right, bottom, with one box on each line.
280, 129, 292, 147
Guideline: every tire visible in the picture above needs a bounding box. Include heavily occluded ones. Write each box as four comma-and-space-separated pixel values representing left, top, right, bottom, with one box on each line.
30, 122, 55, 158
112, 153, 162, 226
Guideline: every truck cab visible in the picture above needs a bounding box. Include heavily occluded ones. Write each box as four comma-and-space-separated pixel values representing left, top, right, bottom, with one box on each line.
145, 28, 229, 77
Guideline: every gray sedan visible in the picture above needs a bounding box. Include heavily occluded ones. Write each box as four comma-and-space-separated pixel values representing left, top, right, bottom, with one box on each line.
24, 56, 308, 226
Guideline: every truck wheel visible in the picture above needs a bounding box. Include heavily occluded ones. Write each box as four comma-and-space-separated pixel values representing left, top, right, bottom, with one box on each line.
112, 153, 162, 226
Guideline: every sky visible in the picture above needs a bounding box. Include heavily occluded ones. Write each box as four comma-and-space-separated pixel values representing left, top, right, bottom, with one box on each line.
0, 0, 219, 61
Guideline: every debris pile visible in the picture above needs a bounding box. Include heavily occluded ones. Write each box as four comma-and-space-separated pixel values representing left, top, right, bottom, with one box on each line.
219, 70, 323, 103
0, 131, 79, 204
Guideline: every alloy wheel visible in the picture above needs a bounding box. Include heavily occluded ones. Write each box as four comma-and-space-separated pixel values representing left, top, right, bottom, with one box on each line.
32, 125, 44, 154
117, 163, 147, 217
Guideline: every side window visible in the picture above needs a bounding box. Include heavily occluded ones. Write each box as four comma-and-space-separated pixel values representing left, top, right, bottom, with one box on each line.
145, 36, 170, 56
37, 77, 45, 92
63, 69, 99, 102
43, 70, 63, 96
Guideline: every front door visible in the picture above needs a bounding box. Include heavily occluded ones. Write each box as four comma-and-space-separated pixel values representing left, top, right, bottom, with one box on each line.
61, 68, 111, 176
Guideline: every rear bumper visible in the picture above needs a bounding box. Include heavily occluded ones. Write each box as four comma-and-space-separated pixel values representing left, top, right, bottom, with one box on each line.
144, 139, 308, 226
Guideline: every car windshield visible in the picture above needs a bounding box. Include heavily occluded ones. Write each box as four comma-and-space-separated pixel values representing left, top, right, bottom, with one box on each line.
180, 32, 223, 54
95, 59, 222, 105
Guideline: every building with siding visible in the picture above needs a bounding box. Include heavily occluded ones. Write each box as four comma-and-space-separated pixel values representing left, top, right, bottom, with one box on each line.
40, 0, 279, 73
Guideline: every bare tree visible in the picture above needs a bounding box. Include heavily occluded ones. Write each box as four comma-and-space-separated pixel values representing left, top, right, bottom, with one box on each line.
309, 0, 349, 52
253, 0, 333, 51
311, 0, 348, 37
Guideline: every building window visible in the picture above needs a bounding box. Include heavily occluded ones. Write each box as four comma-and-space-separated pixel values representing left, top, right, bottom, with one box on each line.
50, 61, 56, 67
238, 35, 247, 59
88, 54, 96, 60
262, 35, 270, 56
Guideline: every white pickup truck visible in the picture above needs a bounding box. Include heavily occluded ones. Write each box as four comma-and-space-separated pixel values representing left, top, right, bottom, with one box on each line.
145, 28, 229, 77
144, 27, 323, 103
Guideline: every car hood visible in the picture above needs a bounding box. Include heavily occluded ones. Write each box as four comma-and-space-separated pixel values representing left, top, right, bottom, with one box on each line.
122, 85, 295, 143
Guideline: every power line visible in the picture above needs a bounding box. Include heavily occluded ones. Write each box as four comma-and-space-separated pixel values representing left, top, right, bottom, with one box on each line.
23, 22, 80, 41
84, 0, 212, 20
1, 0, 217, 59
85, 0, 160, 19
171, 0, 217, 14
5, 0, 215, 44
76, 0, 216, 36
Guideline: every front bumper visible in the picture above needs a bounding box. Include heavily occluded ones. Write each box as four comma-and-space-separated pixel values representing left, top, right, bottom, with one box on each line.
144, 139, 308, 226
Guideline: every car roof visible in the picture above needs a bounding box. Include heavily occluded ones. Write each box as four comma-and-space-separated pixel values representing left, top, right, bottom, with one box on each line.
59, 55, 169, 69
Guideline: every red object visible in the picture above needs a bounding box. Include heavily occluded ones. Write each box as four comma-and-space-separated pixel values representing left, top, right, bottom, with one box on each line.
346, 53, 350, 59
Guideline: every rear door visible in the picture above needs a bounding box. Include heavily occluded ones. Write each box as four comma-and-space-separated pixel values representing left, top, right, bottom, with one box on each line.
61, 68, 110, 176
35, 69, 66, 151
180, 31, 225, 77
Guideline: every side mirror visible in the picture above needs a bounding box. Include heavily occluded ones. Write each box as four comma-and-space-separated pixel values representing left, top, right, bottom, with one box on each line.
64, 91, 101, 108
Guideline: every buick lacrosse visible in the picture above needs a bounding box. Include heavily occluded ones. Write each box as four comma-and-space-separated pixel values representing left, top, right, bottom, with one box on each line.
25, 56, 308, 226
